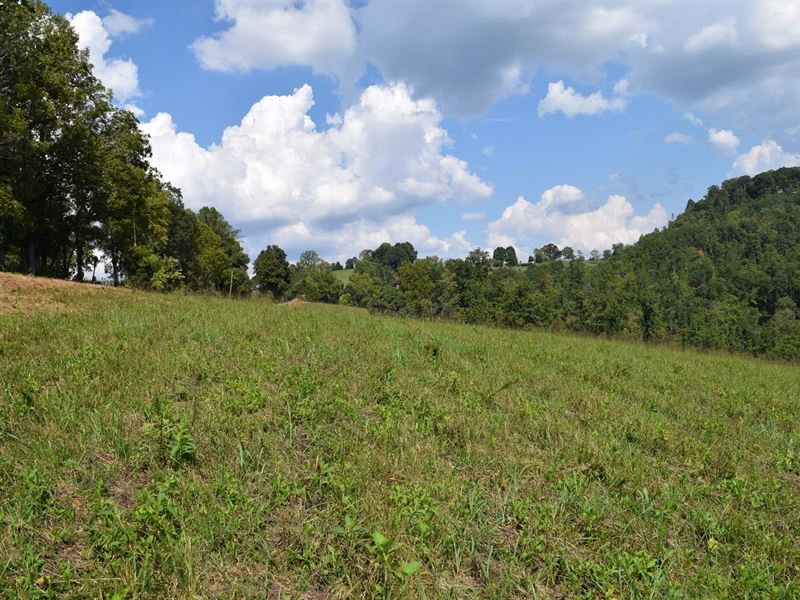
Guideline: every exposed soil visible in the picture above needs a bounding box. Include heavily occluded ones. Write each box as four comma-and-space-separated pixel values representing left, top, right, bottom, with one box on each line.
0, 272, 123, 315
282, 298, 308, 306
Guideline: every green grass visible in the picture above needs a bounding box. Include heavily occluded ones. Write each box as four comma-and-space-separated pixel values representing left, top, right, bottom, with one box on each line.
1, 284, 799, 598
333, 269, 353, 284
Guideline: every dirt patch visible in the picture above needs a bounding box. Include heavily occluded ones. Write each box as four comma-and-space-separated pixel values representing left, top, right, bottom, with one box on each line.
0, 272, 123, 315
107, 465, 150, 509
282, 298, 308, 307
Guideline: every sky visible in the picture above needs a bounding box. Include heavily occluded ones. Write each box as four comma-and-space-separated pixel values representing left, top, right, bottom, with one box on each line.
50, 0, 800, 263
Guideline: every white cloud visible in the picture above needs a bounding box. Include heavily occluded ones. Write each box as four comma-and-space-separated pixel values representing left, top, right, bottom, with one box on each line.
176, 2, 800, 138
613, 78, 630, 96
67, 10, 140, 101
708, 127, 740, 154
141, 83, 491, 259
488, 185, 667, 253
683, 20, 739, 54
191, 0, 356, 77
754, 3, 800, 50
461, 211, 485, 222
683, 112, 704, 127
102, 8, 153, 37
665, 132, 693, 144
123, 104, 144, 117
482, 145, 495, 158
539, 184, 585, 207
356, 2, 648, 116
537, 80, 626, 118
264, 215, 474, 262
630, 32, 648, 48
732, 140, 800, 176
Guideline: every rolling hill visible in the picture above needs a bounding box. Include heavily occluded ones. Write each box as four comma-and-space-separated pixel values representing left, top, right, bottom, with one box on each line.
1, 274, 798, 597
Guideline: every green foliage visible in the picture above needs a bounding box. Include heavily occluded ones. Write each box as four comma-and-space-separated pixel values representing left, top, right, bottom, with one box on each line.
169, 423, 197, 467
373, 241, 417, 271
0, 5, 249, 289
253, 245, 290, 298
290, 261, 343, 303
197, 207, 249, 270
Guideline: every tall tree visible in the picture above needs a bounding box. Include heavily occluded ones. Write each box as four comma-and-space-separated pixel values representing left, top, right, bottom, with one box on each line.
196, 206, 249, 292
505, 246, 518, 266
253, 245, 291, 298
197, 206, 248, 269
541, 243, 562, 261
1, 0, 112, 275
492, 246, 506, 267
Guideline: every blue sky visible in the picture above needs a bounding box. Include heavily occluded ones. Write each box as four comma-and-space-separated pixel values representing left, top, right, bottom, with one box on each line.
51, 0, 800, 262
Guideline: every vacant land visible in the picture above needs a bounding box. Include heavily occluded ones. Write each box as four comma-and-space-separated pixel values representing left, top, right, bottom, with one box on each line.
1, 275, 798, 598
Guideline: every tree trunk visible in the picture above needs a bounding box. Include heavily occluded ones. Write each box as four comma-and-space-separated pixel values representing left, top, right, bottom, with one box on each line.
75, 239, 84, 281
24, 238, 36, 274
112, 253, 119, 287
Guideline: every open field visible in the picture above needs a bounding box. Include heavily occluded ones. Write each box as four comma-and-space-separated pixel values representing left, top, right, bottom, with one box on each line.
1, 274, 799, 598
333, 269, 353, 285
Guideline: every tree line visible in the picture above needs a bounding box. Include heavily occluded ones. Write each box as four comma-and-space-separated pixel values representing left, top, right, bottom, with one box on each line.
1, 1, 251, 293
252, 169, 800, 361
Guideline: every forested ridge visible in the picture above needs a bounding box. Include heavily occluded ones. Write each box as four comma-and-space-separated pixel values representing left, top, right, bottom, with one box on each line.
3, 1, 800, 359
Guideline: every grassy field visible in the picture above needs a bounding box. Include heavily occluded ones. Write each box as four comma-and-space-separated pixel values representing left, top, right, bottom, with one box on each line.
1, 275, 799, 598
333, 269, 353, 284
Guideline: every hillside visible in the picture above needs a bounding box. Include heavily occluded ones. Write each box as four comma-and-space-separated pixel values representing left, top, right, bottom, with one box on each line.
1, 276, 798, 597
603, 167, 800, 355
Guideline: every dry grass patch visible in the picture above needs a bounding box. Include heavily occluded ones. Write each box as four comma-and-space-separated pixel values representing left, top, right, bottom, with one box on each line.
0, 272, 125, 315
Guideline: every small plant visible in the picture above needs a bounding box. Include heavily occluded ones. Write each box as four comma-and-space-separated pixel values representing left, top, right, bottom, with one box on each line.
169, 422, 197, 466
368, 531, 422, 593
19, 467, 53, 517
390, 483, 439, 541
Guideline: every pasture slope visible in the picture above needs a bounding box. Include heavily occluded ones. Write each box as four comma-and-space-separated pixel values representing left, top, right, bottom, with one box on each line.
1, 274, 798, 599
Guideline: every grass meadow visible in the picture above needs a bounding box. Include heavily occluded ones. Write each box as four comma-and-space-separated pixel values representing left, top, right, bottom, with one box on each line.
1, 275, 799, 598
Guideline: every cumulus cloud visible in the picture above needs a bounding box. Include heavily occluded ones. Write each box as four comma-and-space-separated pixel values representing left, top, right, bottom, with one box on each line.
102, 8, 153, 37
191, 0, 356, 77
356, 2, 647, 116
461, 211, 485, 222
141, 83, 491, 260
754, 3, 800, 50
630, 32, 648, 48
67, 10, 141, 101
263, 215, 474, 262
665, 132, 693, 144
732, 140, 800, 176
181, 2, 800, 136
626, 4, 800, 133
538, 80, 626, 118
488, 185, 667, 253
358, 2, 800, 133
123, 103, 144, 117
708, 128, 740, 154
